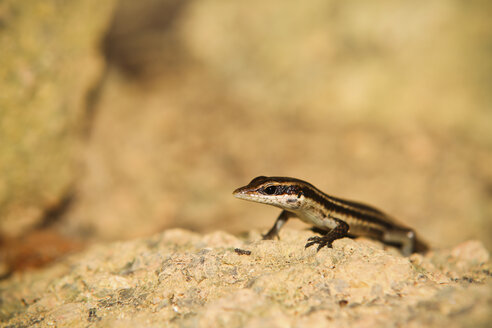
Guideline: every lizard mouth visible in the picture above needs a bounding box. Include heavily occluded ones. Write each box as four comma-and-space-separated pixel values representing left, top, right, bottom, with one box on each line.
232, 186, 264, 202
232, 187, 251, 198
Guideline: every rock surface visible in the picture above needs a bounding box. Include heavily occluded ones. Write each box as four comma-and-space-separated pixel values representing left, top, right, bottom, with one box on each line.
0, 0, 117, 237
1, 229, 490, 327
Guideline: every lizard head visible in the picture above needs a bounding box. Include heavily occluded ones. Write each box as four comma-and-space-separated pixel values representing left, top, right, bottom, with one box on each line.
233, 176, 307, 210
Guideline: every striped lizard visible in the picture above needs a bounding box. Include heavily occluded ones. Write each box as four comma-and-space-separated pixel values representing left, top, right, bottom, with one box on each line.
233, 176, 428, 255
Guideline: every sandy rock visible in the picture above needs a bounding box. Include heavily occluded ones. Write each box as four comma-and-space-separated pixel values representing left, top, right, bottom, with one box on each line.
451, 240, 490, 264
1, 228, 490, 327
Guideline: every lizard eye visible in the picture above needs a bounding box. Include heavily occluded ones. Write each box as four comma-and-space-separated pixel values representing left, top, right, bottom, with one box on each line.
263, 186, 277, 195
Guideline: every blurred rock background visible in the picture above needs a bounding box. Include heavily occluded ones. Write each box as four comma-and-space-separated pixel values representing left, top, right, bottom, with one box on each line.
1, 0, 491, 273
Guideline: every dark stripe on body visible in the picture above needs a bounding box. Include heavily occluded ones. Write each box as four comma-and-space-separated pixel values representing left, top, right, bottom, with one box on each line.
324, 194, 386, 216
300, 185, 396, 229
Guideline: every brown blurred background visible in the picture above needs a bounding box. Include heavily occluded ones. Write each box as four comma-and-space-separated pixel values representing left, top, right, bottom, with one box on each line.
1, 0, 491, 275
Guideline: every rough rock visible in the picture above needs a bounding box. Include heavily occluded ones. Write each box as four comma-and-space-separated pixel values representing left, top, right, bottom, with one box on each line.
0, 0, 117, 237
1, 229, 490, 327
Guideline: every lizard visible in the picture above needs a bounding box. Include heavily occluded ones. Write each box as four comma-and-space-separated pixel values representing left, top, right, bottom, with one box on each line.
233, 176, 428, 256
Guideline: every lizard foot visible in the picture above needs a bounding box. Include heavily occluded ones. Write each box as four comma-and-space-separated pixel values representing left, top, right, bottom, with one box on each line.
262, 232, 279, 240
305, 236, 333, 252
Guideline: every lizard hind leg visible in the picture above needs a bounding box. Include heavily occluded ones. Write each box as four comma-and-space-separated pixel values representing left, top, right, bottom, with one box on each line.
382, 228, 416, 256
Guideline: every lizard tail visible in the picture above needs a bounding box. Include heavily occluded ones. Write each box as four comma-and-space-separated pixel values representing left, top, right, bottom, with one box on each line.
414, 235, 429, 254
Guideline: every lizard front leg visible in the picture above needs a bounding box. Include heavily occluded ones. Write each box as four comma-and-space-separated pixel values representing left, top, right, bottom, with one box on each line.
263, 210, 296, 240
305, 218, 349, 251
